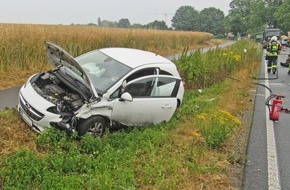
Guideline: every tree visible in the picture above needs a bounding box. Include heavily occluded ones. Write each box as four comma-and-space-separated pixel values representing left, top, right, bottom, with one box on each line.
225, 0, 253, 35
101, 20, 118, 28
87, 23, 97, 26
245, 0, 266, 33
118, 18, 131, 28
146, 20, 168, 30
225, 0, 287, 35
199, 7, 225, 35
274, 0, 290, 33
131, 23, 144, 29
264, 0, 285, 28
171, 6, 200, 31
98, 17, 102, 26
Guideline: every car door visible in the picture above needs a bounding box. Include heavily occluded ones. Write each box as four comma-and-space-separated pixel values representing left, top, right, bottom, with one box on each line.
110, 75, 181, 126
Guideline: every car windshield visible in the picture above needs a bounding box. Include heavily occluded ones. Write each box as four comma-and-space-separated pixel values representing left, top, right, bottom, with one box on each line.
76, 50, 131, 93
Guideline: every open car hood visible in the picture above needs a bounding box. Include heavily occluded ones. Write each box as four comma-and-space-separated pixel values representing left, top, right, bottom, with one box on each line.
45, 41, 99, 99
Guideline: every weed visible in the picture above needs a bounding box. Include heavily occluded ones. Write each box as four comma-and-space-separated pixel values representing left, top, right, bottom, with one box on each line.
195, 110, 241, 148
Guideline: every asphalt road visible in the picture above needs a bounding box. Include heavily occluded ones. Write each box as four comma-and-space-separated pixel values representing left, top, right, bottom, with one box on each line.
243, 47, 290, 190
0, 85, 21, 110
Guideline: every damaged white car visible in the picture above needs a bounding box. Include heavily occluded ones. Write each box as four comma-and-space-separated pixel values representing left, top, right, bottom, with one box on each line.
18, 42, 184, 136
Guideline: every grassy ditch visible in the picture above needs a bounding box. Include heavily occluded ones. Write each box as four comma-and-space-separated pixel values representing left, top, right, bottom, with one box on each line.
0, 40, 262, 189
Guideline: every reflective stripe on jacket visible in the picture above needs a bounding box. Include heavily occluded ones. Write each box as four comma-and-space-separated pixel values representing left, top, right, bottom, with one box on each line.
267, 40, 281, 56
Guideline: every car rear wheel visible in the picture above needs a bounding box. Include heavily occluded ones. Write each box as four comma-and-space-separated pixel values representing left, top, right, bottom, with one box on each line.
77, 116, 107, 137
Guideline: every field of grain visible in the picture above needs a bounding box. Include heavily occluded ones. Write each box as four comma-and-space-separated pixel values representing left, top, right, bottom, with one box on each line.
0, 24, 215, 89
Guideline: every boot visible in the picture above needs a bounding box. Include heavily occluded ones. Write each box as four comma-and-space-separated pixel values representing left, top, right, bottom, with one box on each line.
281, 62, 287, 67
281, 62, 290, 67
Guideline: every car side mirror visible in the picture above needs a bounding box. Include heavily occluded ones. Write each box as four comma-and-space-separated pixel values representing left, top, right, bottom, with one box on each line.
120, 92, 133, 102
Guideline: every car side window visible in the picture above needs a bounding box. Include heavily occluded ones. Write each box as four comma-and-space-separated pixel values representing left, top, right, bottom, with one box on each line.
125, 68, 172, 82
159, 70, 173, 76
126, 68, 156, 82
109, 68, 156, 99
124, 77, 178, 98
154, 77, 177, 97
125, 78, 155, 97
109, 68, 176, 99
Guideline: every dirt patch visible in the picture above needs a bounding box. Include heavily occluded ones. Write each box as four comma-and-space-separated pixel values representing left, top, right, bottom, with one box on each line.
226, 87, 256, 189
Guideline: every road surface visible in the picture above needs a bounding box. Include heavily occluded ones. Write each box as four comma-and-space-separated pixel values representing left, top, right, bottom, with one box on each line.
243, 47, 290, 190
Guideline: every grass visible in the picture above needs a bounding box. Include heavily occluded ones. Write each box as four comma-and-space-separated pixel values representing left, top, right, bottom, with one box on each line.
0, 109, 37, 157
0, 39, 262, 189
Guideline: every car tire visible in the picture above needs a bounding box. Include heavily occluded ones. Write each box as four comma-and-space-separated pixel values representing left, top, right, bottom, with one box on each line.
76, 116, 107, 137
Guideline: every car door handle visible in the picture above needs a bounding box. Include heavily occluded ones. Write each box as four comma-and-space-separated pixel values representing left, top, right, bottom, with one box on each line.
162, 105, 172, 109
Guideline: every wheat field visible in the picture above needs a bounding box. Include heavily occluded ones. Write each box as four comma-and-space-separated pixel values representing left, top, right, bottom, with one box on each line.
0, 24, 214, 89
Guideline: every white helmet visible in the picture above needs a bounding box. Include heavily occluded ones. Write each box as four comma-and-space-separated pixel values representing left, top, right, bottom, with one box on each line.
271, 36, 278, 41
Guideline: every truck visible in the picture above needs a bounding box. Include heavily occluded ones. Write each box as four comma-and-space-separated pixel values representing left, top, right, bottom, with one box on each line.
262, 28, 282, 48
263, 28, 282, 40
226, 32, 235, 40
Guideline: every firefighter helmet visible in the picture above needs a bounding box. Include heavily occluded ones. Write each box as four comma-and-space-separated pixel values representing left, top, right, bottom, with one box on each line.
271, 36, 278, 41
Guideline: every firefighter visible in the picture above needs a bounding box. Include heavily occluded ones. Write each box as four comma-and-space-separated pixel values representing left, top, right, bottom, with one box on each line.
266, 36, 281, 74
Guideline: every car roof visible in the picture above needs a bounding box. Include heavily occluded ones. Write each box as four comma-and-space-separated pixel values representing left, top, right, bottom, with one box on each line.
99, 47, 173, 68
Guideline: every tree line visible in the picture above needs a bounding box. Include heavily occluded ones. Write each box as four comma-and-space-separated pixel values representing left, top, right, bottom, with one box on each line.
78, 0, 290, 37
225, 0, 290, 36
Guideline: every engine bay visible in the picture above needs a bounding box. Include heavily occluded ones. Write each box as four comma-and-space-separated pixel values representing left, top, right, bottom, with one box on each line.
32, 71, 84, 113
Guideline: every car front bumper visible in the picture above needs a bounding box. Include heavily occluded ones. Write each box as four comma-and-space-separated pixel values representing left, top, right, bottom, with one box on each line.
18, 83, 63, 133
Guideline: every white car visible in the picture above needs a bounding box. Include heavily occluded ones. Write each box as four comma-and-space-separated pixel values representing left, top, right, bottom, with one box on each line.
18, 42, 184, 136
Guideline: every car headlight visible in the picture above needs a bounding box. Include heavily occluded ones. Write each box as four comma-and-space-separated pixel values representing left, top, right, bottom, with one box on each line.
47, 106, 58, 114
24, 73, 39, 88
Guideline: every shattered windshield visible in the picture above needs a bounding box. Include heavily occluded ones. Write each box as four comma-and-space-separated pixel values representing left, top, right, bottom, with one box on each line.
76, 50, 131, 93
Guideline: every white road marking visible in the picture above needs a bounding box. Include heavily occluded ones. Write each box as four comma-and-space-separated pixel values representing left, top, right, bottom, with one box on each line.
270, 83, 283, 87
265, 62, 281, 190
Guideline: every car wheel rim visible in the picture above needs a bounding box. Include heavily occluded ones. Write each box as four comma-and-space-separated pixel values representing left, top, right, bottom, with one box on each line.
88, 122, 104, 136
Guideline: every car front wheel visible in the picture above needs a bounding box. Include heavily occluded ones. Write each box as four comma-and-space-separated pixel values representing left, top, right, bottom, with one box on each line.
77, 116, 107, 137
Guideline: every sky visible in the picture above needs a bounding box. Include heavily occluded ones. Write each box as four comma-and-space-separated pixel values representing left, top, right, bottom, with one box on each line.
0, 0, 232, 27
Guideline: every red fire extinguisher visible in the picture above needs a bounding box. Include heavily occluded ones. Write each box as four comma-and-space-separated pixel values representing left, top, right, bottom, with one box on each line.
270, 95, 285, 121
